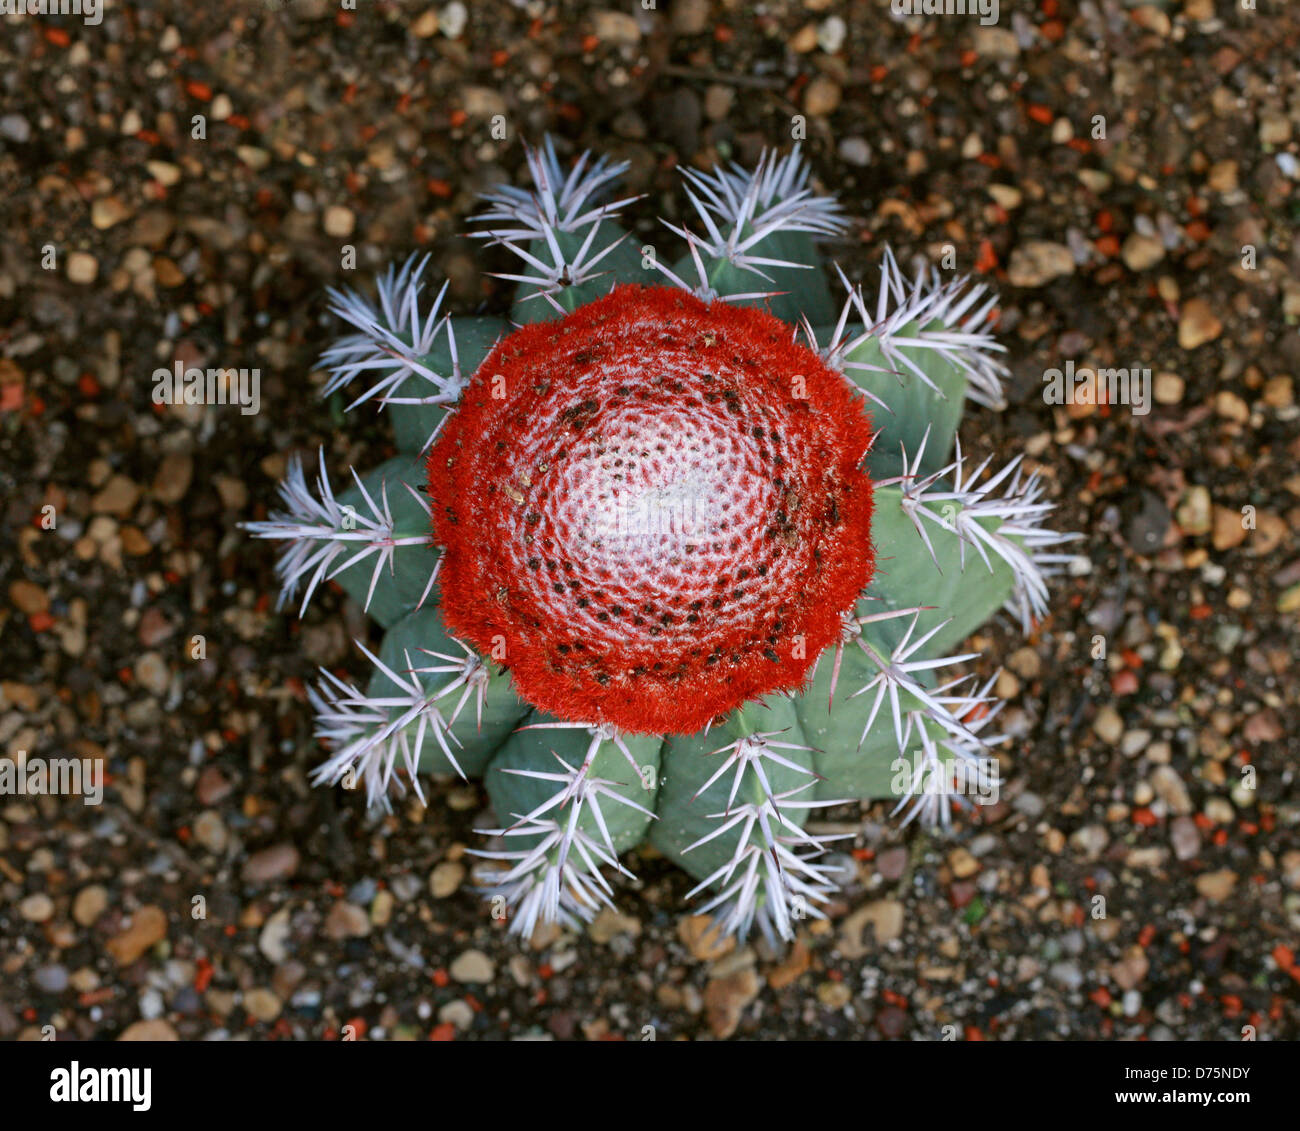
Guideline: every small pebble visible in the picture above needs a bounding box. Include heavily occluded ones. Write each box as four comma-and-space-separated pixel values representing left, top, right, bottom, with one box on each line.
193, 810, 228, 853
429, 861, 464, 898
323, 206, 355, 238
119, 1019, 179, 1041
1092, 706, 1123, 744
324, 901, 371, 940
591, 10, 640, 45
438, 1000, 475, 1031
0, 113, 31, 142
259, 908, 292, 964
34, 965, 69, 994
1178, 298, 1223, 350
838, 137, 872, 167
1154, 372, 1184, 405
1195, 869, 1237, 903
242, 844, 300, 883
135, 652, 170, 696
803, 76, 841, 117
1171, 816, 1201, 861
670, 0, 709, 35
450, 949, 495, 984
817, 15, 846, 53
20, 893, 55, 923
73, 885, 109, 927
105, 906, 168, 966
439, 1, 467, 38
66, 252, 99, 285
1007, 241, 1075, 287
244, 988, 283, 1022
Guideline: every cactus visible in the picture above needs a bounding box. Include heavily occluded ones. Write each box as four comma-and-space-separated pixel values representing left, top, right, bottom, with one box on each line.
245, 138, 1076, 945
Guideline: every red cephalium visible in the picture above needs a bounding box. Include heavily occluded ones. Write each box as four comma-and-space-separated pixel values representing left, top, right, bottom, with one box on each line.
428, 285, 874, 735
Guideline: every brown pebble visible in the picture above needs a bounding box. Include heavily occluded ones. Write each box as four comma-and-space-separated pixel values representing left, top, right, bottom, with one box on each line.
839, 899, 904, 958
137, 607, 174, 648
323, 900, 371, 939
449, 949, 495, 983
91, 195, 133, 230
1007, 240, 1075, 287
1195, 869, 1237, 903
587, 908, 641, 944
242, 843, 300, 883
91, 474, 140, 517
1212, 505, 1248, 551
704, 968, 760, 1038
1007, 646, 1042, 680
803, 75, 841, 117
1178, 298, 1223, 350
429, 861, 465, 898
670, 0, 709, 35
105, 905, 168, 965
153, 257, 185, 287
213, 474, 249, 510
134, 652, 170, 696
197, 765, 234, 806
948, 847, 980, 879
73, 885, 109, 927
20, 893, 55, 923
67, 252, 99, 284
152, 452, 194, 504
678, 914, 735, 961
1121, 233, 1165, 272
118, 1019, 178, 1041
767, 939, 811, 990
243, 987, 283, 1022
8, 579, 49, 616
120, 527, 151, 556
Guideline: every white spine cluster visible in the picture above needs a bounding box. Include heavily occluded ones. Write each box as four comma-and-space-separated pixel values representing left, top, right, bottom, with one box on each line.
470, 818, 626, 938
318, 254, 468, 414
826, 605, 1008, 832
805, 249, 1008, 410
654, 144, 847, 301
242, 448, 434, 615
470, 726, 654, 937
891, 434, 1081, 632
891, 671, 1003, 830
308, 639, 491, 809
471, 137, 642, 314
683, 732, 851, 944
473, 136, 639, 239
485, 223, 632, 313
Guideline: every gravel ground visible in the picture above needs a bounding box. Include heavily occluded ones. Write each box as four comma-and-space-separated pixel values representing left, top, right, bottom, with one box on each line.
1, 0, 1298, 1041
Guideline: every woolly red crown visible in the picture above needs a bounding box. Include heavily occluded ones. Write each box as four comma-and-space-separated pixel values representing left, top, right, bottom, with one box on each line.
427, 285, 875, 735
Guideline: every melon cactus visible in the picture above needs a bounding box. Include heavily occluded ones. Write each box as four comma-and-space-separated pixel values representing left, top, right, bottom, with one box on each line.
245, 138, 1076, 943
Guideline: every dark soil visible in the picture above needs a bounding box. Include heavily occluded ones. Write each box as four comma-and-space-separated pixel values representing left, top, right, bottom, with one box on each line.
0, 0, 1297, 1040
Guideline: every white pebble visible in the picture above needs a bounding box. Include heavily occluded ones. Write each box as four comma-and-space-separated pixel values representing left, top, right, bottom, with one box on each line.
817, 16, 846, 54
838, 137, 872, 167
440, 1, 467, 38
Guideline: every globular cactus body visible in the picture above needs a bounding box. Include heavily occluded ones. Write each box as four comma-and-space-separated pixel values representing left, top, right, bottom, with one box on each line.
246, 138, 1075, 944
